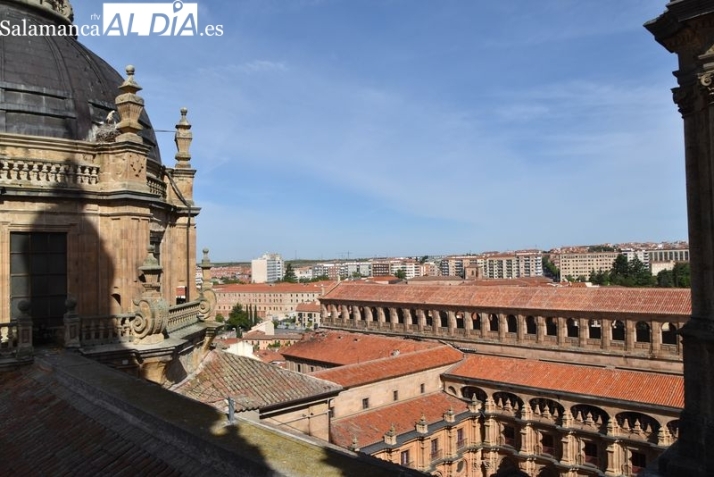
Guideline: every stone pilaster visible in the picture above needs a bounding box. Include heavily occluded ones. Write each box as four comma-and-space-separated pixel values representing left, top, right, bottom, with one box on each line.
647, 5, 714, 475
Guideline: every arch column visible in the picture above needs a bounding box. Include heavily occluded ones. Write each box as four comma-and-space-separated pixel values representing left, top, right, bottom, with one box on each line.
416, 309, 426, 332
432, 309, 441, 335
464, 311, 473, 333
497, 314, 506, 341
601, 318, 611, 350
377, 307, 386, 326
320, 303, 328, 323
353, 306, 362, 323
578, 317, 588, 347
340, 304, 349, 322
651, 321, 662, 355
480, 313, 488, 337
364, 306, 373, 324
556, 316, 566, 346
516, 314, 525, 343
536, 315, 545, 344
447, 310, 456, 335
402, 308, 413, 329
388, 307, 398, 330
625, 319, 634, 351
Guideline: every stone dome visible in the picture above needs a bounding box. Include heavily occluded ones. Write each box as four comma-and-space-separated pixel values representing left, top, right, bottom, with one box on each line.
0, 0, 161, 162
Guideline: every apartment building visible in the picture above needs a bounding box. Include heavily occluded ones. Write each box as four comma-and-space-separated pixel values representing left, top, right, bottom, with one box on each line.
251, 253, 285, 283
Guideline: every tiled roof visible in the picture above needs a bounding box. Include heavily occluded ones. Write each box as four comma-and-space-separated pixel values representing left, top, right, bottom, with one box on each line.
254, 349, 286, 365
296, 301, 321, 312
311, 346, 463, 388
445, 354, 684, 409
0, 361, 210, 476
281, 330, 440, 365
322, 283, 691, 316
331, 393, 468, 448
173, 351, 342, 412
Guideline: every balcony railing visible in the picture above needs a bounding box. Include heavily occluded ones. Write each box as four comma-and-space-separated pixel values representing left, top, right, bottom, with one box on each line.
80, 315, 133, 346
0, 158, 99, 185
167, 300, 201, 334
430, 449, 442, 461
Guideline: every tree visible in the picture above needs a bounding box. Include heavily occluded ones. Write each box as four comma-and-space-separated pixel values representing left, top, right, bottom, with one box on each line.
672, 262, 691, 287
283, 263, 297, 283
394, 269, 407, 280
542, 256, 559, 280
227, 303, 252, 332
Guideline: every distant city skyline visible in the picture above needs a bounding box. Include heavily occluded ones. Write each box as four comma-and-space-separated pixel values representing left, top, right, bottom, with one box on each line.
73, 0, 685, 262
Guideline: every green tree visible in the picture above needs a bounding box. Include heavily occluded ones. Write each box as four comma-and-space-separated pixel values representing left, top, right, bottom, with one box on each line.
672, 262, 691, 287
394, 269, 407, 280
542, 256, 559, 280
283, 263, 297, 283
215, 313, 225, 323
227, 303, 252, 332
657, 269, 674, 288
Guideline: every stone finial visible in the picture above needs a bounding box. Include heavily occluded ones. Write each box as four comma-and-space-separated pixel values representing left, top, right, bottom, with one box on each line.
384, 424, 397, 446
174, 107, 193, 168
63, 296, 80, 348
416, 414, 428, 434
444, 407, 456, 423
349, 436, 360, 452
139, 245, 163, 295
115, 65, 145, 143
468, 394, 480, 414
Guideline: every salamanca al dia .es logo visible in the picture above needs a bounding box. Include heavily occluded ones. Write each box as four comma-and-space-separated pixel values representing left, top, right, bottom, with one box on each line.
102, 1, 223, 36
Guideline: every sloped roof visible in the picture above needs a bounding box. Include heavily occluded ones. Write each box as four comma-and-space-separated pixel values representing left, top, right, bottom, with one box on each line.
311, 346, 463, 388
445, 354, 684, 409
281, 330, 440, 366
322, 283, 691, 316
331, 393, 468, 448
173, 351, 341, 412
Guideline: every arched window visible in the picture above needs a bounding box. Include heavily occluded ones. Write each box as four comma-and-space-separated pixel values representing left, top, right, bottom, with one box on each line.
636, 321, 651, 343
545, 317, 557, 336
612, 320, 625, 341
489, 314, 499, 332
506, 315, 517, 333
662, 322, 678, 345
588, 319, 602, 339
566, 318, 579, 338
525, 316, 537, 335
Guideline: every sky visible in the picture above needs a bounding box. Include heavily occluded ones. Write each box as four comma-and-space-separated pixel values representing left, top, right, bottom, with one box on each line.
71, 0, 684, 262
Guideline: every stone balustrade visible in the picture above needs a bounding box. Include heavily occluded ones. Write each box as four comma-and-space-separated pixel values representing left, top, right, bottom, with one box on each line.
167, 299, 201, 334
79, 315, 134, 346
0, 157, 100, 185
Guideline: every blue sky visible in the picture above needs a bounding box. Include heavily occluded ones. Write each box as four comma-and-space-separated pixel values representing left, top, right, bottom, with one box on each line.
73, 0, 684, 262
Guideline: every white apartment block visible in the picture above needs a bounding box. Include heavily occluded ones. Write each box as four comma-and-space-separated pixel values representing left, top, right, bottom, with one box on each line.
557, 252, 619, 279
648, 248, 689, 263
251, 253, 284, 283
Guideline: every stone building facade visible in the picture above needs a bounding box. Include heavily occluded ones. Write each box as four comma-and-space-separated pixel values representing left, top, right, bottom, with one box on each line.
0, 0, 216, 383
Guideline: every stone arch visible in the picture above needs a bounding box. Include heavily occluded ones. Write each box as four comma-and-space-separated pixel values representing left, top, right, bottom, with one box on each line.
545, 317, 557, 336
587, 319, 602, 339
461, 386, 487, 402
667, 419, 680, 439
506, 314, 517, 333
635, 321, 651, 343
530, 397, 565, 419
566, 318, 578, 338
525, 316, 536, 335
662, 322, 678, 345
572, 404, 609, 431
492, 456, 527, 477
425, 310, 433, 327
493, 391, 524, 411
616, 411, 660, 443
395, 308, 406, 324
612, 320, 625, 341
472, 312, 482, 330
489, 313, 499, 332
437, 310, 448, 328
447, 385, 457, 395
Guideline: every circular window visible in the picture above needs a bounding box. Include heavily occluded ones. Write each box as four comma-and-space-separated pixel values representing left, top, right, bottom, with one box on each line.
456, 460, 465, 473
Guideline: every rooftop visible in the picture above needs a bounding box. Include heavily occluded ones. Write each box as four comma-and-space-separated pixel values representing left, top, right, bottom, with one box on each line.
445, 354, 684, 409
331, 393, 468, 448
172, 350, 342, 412
1, 350, 419, 476
322, 283, 691, 316
311, 345, 463, 388
281, 330, 440, 366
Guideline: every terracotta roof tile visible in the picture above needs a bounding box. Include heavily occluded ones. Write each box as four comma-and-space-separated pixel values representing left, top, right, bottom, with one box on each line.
311, 346, 463, 387
281, 330, 440, 366
331, 393, 468, 448
322, 283, 691, 316
173, 351, 342, 412
214, 282, 336, 294
445, 355, 683, 409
